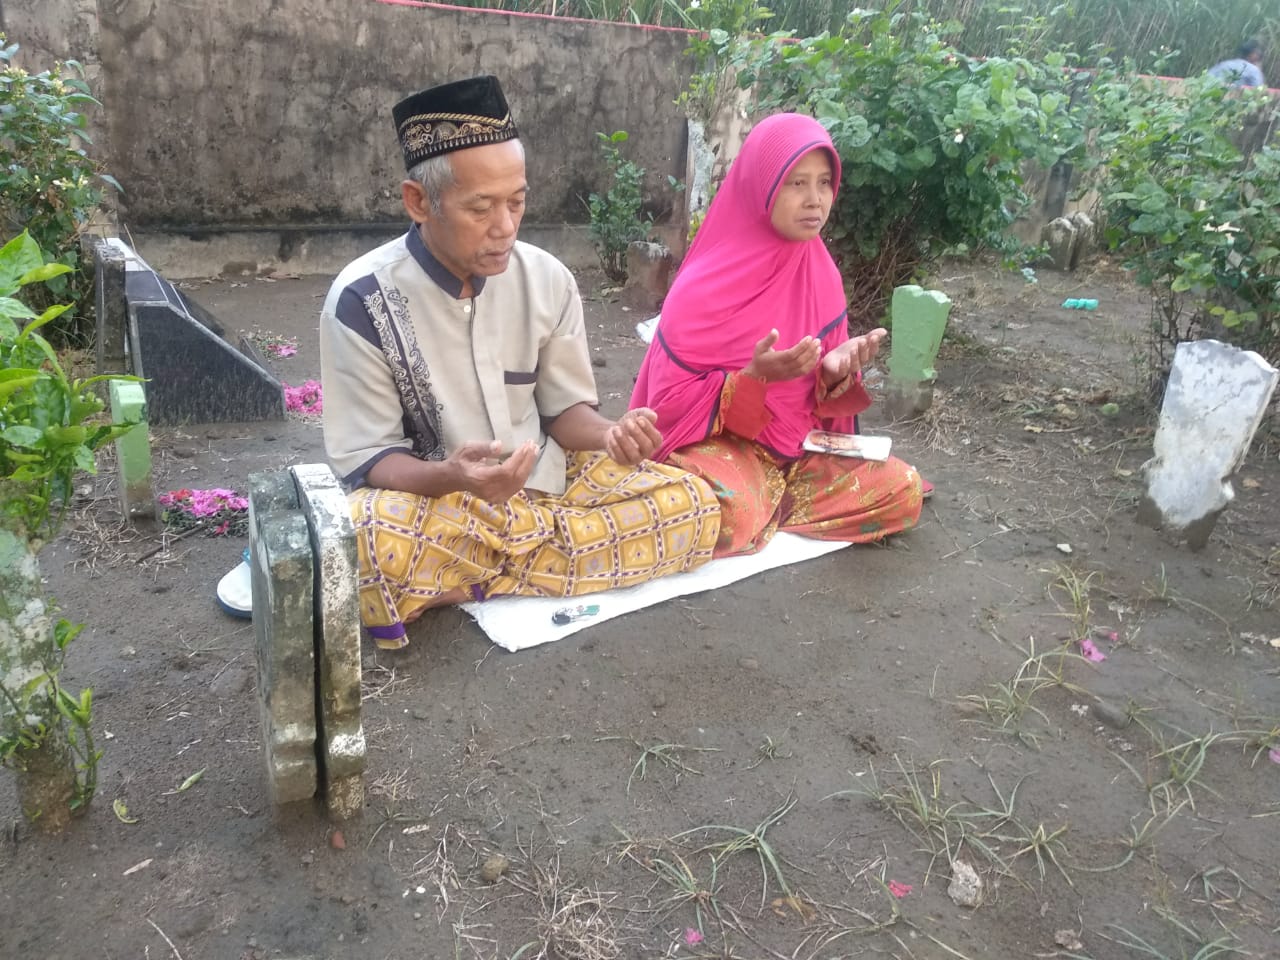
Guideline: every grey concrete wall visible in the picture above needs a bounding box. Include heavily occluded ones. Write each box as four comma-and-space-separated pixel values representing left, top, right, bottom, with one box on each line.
85, 0, 693, 229
2, 0, 100, 68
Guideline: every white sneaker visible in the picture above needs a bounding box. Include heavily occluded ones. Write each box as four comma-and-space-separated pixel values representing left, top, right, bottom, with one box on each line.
216, 547, 252, 619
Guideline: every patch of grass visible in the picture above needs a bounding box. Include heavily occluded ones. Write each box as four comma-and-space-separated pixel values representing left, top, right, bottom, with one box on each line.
671, 794, 800, 910
985, 817, 1073, 887
835, 759, 1089, 890
833, 757, 968, 868
1142, 563, 1237, 650
1098, 905, 1247, 960
1111, 723, 1231, 817
1186, 865, 1271, 935
650, 851, 722, 936
1223, 717, 1280, 768
959, 637, 1088, 748
1047, 563, 1102, 640
960, 674, 1053, 748
745, 734, 791, 770
1149, 732, 1226, 815
1075, 803, 1187, 874
616, 838, 724, 937
594, 736, 719, 794
505, 844, 623, 960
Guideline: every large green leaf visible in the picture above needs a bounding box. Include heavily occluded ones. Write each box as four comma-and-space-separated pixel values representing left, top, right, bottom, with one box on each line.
1, 424, 44, 447
0, 232, 45, 296
15, 262, 73, 287
0, 375, 40, 403
19, 302, 71, 335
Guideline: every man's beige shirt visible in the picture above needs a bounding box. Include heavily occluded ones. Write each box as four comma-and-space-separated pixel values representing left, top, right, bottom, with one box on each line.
320, 227, 598, 496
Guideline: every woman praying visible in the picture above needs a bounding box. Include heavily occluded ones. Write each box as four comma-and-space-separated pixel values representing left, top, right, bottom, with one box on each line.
630, 113, 924, 557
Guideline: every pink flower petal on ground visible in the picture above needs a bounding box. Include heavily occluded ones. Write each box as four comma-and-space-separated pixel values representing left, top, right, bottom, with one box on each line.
684, 927, 703, 945
283, 380, 324, 416
1269, 747, 1280, 765
888, 880, 912, 898
1080, 638, 1107, 662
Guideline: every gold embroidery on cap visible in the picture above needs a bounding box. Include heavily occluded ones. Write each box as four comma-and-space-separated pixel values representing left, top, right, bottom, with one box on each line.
400, 111, 514, 152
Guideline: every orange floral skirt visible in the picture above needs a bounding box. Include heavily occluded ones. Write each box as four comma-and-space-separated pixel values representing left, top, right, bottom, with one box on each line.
667, 434, 922, 557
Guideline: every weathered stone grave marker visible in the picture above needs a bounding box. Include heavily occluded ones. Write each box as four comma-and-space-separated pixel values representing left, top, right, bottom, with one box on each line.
248, 472, 317, 805
250, 464, 365, 818
1137, 340, 1278, 549
93, 237, 285, 424
290, 464, 366, 820
623, 240, 673, 311
885, 285, 952, 420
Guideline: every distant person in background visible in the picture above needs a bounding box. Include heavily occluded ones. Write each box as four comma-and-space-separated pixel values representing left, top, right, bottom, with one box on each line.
1208, 40, 1266, 88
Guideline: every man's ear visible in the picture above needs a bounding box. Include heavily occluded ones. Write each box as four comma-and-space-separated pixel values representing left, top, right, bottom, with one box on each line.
402, 180, 432, 224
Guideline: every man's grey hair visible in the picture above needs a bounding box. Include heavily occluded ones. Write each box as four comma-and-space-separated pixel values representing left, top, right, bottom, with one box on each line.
408, 138, 525, 215
408, 154, 456, 216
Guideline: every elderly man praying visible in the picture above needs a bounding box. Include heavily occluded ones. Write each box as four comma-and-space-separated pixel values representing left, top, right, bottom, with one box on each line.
320, 76, 720, 648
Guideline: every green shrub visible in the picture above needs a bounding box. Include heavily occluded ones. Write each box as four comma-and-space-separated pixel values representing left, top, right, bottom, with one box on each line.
586, 130, 653, 284
0, 37, 116, 345
720, 7, 1083, 326
1, 231, 134, 827
1087, 70, 1280, 381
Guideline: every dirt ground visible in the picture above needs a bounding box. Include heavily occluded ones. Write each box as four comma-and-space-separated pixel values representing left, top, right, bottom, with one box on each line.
3, 256, 1278, 960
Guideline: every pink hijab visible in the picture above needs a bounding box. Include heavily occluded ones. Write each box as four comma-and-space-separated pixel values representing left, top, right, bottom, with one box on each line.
630, 113, 852, 460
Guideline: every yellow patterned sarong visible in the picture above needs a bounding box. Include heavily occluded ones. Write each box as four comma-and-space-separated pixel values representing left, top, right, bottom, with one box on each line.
351, 452, 721, 648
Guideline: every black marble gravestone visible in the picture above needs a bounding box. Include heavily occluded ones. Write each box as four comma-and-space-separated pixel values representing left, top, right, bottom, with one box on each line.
94, 239, 285, 425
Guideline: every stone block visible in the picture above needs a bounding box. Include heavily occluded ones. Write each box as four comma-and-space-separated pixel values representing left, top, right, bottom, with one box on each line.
623, 241, 674, 311
885, 285, 951, 419
1042, 216, 1077, 272
249, 471, 317, 806
1137, 340, 1278, 550
94, 239, 129, 377
109, 379, 154, 521
1068, 211, 1095, 270
291, 464, 366, 820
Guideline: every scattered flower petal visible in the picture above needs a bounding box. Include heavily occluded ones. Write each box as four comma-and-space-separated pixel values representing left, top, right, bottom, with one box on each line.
1269, 747, 1280, 765
684, 928, 703, 945
253, 332, 300, 358
888, 880, 912, 898
1080, 638, 1107, 662
159, 487, 249, 537
284, 379, 324, 416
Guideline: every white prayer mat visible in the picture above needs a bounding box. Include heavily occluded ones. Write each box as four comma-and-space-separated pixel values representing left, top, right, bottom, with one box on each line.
461, 532, 850, 652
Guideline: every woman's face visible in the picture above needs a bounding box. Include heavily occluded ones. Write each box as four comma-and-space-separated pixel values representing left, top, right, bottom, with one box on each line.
769, 148, 835, 242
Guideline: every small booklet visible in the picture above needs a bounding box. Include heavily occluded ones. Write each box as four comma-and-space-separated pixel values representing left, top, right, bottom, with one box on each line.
802, 430, 892, 461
